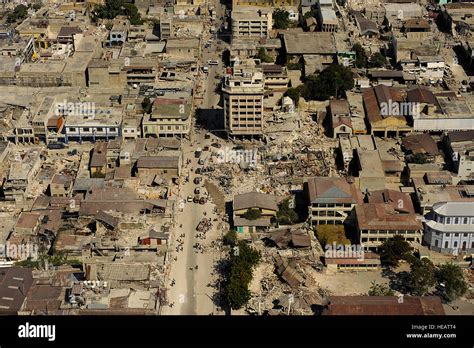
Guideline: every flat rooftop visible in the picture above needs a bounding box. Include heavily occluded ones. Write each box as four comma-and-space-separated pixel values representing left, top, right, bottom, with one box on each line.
282, 31, 336, 55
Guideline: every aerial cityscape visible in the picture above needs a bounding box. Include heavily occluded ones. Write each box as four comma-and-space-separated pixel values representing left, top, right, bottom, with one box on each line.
0, 0, 473, 322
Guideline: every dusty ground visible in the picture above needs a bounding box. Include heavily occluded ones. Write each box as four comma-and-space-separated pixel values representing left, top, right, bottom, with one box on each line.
313, 270, 389, 296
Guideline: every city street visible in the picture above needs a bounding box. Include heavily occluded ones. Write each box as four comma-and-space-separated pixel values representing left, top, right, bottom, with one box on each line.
163, 135, 222, 315
163, 5, 228, 313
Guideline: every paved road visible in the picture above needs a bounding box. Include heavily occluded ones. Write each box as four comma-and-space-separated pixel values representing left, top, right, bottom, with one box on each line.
163, 0, 228, 315
164, 135, 223, 315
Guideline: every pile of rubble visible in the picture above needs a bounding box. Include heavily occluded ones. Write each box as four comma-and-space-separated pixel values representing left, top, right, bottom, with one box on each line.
196, 218, 212, 233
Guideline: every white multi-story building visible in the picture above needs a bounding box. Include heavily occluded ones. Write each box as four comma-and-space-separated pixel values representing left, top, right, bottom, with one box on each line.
63, 104, 122, 143
424, 201, 474, 254
445, 130, 474, 181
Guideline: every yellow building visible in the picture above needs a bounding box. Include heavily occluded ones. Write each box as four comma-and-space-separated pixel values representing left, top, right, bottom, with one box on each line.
363, 85, 413, 138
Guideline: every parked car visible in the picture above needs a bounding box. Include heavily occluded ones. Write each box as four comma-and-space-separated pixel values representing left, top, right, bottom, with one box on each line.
194, 188, 200, 195
193, 177, 202, 185
199, 197, 207, 205
187, 195, 193, 202
208, 60, 218, 66
47, 142, 67, 150
195, 148, 202, 158
211, 142, 221, 148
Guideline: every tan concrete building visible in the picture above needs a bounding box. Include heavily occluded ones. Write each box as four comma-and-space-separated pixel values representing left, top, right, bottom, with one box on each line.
231, 9, 272, 41
165, 38, 200, 59
136, 155, 182, 185
142, 92, 192, 139
223, 65, 264, 137
50, 174, 73, 197
87, 59, 126, 90
232, 0, 298, 7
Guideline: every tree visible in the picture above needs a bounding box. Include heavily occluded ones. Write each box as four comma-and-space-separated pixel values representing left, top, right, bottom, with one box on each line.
284, 87, 301, 105
223, 230, 238, 247
242, 209, 262, 221
368, 282, 395, 296
256, 47, 273, 63
275, 198, 298, 224
304, 64, 354, 101
273, 9, 290, 29
316, 225, 350, 247
7, 4, 28, 23
378, 235, 412, 268
407, 153, 429, 164
91, 0, 142, 25
142, 96, 152, 114
437, 262, 468, 302
353, 43, 368, 68
225, 241, 261, 310
369, 52, 386, 68
406, 258, 436, 296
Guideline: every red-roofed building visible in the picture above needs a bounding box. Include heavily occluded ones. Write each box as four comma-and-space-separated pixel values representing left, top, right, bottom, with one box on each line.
306, 177, 363, 226
323, 296, 445, 315
355, 203, 423, 250
330, 99, 353, 139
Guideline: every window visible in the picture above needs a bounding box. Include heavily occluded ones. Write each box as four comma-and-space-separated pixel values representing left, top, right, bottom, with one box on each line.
435, 240, 439, 247
444, 241, 449, 248
453, 241, 458, 248
110, 128, 116, 132
454, 233, 459, 237
68, 127, 76, 132
463, 217, 468, 224
454, 217, 459, 224
97, 127, 103, 132
83, 127, 90, 132
446, 217, 451, 224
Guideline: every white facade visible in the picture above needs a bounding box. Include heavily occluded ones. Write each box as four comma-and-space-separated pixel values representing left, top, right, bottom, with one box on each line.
424, 201, 474, 254
64, 107, 122, 143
